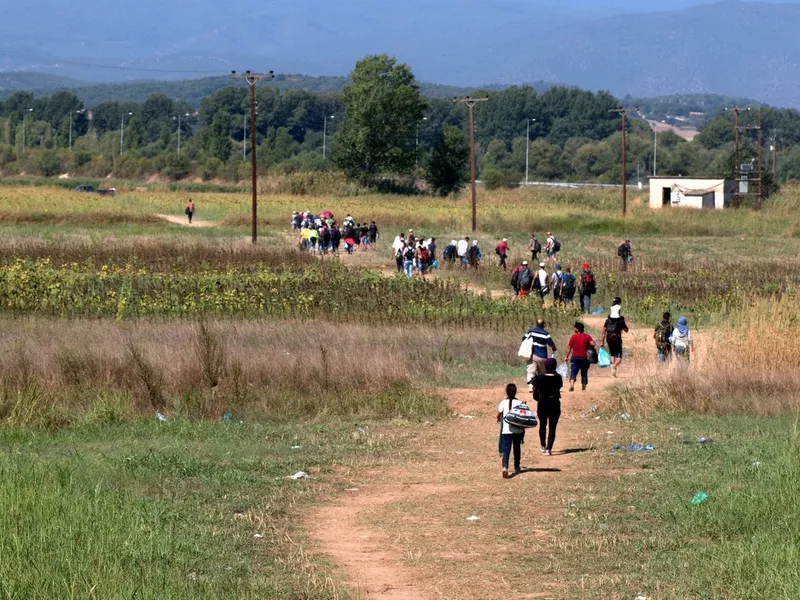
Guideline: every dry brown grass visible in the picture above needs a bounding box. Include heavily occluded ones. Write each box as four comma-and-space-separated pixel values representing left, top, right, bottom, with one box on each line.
610, 295, 800, 415
0, 318, 517, 427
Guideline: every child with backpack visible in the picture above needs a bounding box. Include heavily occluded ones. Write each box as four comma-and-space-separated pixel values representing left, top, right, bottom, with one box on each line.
654, 312, 673, 363
496, 383, 525, 478
670, 316, 694, 364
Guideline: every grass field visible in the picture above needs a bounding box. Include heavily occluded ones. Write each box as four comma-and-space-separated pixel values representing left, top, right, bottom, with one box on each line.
1, 182, 799, 599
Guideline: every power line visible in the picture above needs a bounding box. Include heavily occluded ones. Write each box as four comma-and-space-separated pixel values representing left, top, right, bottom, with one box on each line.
0, 48, 227, 75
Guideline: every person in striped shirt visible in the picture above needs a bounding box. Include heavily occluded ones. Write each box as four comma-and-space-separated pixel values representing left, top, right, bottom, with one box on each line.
524, 318, 558, 392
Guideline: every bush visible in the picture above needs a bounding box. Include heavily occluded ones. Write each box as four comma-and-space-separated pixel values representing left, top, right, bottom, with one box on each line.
482, 168, 519, 190
37, 150, 62, 177
198, 158, 223, 181
162, 154, 191, 181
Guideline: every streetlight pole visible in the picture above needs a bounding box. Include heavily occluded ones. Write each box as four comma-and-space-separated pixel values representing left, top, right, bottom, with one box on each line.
120, 111, 132, 155
525, 117, 536, 186
173, 112, 190, 154
653, 130, 657, 176
416, 116, 427, 170
323, 115, 334, 159
22, 108, 32, 154
243, 113, 247, 161
454, 96, 489, 232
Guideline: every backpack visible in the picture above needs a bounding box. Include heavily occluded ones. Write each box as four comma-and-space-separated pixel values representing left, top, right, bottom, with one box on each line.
606, 319, 621, 343
518, 268, 534, 290
552, 239, 561, 252
655, 322, 671, 349
420, 248, 431, 261
562, 273, 576, 294
617, 244, 626, 257
495, 246, 501, 256
511, 269, 521, 288
532, 239, 541, 253
582, 271, 596, 294
403, 247, 414, 260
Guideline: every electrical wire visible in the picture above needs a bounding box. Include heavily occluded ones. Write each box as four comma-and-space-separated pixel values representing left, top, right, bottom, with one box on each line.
0, 48, 227, 75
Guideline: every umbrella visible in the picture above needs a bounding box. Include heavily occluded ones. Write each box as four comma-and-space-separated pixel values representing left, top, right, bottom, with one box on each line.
320, 210, 334, 219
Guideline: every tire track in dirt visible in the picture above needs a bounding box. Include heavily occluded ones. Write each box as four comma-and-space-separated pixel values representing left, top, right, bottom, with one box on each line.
310, 320, 659, 599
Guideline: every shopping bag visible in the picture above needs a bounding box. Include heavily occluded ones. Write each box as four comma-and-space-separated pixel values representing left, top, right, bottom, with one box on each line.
598, 347, 612, 368
517, 336, 534, 359
556, 361, 569, 378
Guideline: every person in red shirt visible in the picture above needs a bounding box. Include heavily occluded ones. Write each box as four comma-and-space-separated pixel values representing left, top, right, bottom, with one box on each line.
563, 321, 597, 392
495, 238, 509, 270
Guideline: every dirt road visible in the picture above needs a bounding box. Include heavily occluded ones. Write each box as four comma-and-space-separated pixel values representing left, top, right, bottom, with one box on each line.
310, 318, 656, 599
155, 213, 217, 228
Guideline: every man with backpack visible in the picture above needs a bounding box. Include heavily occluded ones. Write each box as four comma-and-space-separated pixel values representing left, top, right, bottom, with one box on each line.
654, 312, 673, 363
443, 240, 457, 264
558, 266, 577, 306
579, 263, 596, 314
402, 243, 415, 277
545, 232, 560, 264
528, 234, 541, 263
495, 238, 509, 270
550, 264, 564, 304
536, 262, 550, 304
468, 240, 482, 269
516, 261, 534, 298
617, 239, 632, 271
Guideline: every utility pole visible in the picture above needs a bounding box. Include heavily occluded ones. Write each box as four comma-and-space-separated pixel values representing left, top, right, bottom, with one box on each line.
610, 106, 639, 217
726, 106, 762, 208
174, 113, 190, 154
757, 108, 763, 210
454, 96, 488, 232
120, 111, 132, 155
231, 70, 275, 244
525, 117, 536, 185
771, 131, 778, 180
22, 108, 32, 154
243, 113, 247, 161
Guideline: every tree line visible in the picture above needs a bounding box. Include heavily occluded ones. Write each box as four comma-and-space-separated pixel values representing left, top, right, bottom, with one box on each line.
0, 54, 798, 194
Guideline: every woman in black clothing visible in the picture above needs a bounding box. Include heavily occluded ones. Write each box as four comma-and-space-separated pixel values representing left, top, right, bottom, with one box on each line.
601, 297, 630, 378
532, 357, 563, 455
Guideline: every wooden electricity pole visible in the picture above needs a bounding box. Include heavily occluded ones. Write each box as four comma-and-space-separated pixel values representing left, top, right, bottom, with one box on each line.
454, 96, 488, 232
231, 70, 274, 244
610, 107, 638, 217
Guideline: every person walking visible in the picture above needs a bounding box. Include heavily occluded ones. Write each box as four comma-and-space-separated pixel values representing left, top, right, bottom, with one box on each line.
185, 199, 195, 224
510, 261, 524, 296
564, 321, 597, 392
524, 318, 557, 392
536, 262, 550, 304
617, 239, 632, 270
392, 233, 405, 272
579, 263, 596, 314
670, 316, 694, 364
402, 244, 415, 278
600, 298, 629, 378
558, 266, 577, 306
544, 232, 559, 264
457, 236, 469, 268
368, 221, 379, 247
468, 239, 482, 269
528, 234, 541, 263
497, 383, 524, 478
443, 240, 458, 264
550, 264, 564, 305
514, 260, 534, 299
654, 312, 673, 363
532, 358, 563, 455
496, 238, 509, 270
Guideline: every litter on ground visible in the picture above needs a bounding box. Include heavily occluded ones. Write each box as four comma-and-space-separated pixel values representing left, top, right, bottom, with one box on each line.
288, 471, 308, 480
611, 444, 655, 451
466, 515, 480, 521
691, 492, 709, 505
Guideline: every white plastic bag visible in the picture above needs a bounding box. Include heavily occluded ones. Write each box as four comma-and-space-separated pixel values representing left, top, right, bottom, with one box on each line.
517, 336, 534, 359
556, 361, 569, 378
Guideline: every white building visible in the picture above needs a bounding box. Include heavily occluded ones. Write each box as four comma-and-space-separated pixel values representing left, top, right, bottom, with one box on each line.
649, 177, 735, 209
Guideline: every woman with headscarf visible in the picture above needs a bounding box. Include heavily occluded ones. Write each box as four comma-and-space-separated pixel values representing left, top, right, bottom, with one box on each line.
601, 297, 629, 378
670, 316, 694, 363
532, 358, 563, 455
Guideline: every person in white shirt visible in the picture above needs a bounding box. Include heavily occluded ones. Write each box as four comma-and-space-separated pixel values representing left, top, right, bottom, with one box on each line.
536, 262, 549, 302
550, 264, 563, 303
496, 383, 524, 478
456, 236, 469, 268
545, 231, 557, 263
391, 233, 406, 272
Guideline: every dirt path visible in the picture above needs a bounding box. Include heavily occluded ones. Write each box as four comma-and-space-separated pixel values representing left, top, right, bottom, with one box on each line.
310, 321, 656, 599
155, 213, 218, 228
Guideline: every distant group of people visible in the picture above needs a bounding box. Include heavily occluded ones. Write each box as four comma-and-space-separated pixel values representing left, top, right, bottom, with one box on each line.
292, 211, 379, 255
509, 260, 597, 312
391, 230, 439, 277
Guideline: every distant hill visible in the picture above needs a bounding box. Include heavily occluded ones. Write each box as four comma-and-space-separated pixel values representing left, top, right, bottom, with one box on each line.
0, 72, 557, 107
630, 94, 765, 128
2, 1, 800, 106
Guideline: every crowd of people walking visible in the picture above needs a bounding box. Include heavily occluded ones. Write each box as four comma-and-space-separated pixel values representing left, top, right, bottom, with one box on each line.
293, 211, 379, 255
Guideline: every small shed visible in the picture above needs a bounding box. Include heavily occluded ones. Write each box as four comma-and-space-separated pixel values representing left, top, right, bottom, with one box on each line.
649, 177, 735, 209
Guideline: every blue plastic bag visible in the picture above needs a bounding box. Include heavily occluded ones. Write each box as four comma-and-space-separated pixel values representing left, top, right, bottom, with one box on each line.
598, 347, 612, 368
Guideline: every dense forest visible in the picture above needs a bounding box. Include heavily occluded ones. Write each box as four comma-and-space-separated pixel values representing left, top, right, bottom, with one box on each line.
0, 56, 798, 193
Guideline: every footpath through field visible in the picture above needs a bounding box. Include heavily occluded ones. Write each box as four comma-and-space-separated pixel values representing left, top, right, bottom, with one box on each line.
309, 316, 658, 599
155, 213, 218, 228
